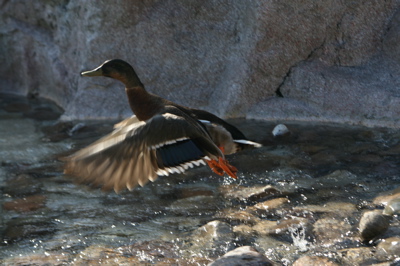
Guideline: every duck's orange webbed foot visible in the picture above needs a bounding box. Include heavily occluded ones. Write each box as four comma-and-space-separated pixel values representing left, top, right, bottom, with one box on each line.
206, 158, 238, 179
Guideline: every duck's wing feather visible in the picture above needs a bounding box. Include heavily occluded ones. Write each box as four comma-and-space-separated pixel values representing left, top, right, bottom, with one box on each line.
64, 108, 222, 193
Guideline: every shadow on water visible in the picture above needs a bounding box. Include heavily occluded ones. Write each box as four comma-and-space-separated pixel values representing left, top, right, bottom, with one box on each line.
0, 93, 399, 265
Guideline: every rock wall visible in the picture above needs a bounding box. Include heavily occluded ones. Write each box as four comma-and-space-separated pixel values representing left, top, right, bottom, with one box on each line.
1, 0, 400, 127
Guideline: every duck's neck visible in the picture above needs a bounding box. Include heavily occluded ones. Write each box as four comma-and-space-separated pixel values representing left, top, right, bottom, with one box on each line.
125, 86, 163, 121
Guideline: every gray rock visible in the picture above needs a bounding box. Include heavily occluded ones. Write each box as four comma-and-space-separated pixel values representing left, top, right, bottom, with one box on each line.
184, 220, 235, 258
375, 237, 400, 261
359, 210, 390, 243
1, 1, 400, 127
208, 246, 273, 266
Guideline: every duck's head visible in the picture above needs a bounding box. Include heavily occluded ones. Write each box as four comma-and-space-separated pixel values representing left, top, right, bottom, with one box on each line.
81, 59, 143, 87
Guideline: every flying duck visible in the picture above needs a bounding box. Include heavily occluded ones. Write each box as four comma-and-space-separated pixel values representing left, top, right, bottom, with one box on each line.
64, 59, 261, 192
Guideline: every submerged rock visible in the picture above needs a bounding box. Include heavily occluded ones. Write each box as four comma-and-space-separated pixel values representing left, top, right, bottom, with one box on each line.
375, 237, 400, 261
293, 255, 339, 266
209, 246, 274, 266
184, 220, 235, 258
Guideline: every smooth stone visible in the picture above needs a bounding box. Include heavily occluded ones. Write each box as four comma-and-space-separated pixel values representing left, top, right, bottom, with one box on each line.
293, 255, 340, 266
3, 194, 46, 212
312, 217, 353, 246
250, 197, 290, 214
359, 210, 390, 242
293, 201, 357, 215
337, 247, 375, 265
375, 237, 400, 261
219, 184, 282, 202
374, 186, 400, 206
383, 197, 400, 216
3, 173, 42, 197
255, 235, 298, 263
215, 208, 262, 225
253, 217, 310, 237
272, 124, 290, 137
208, 246, 274, 266
166, 195, 219, 215
184, 220, 235, 258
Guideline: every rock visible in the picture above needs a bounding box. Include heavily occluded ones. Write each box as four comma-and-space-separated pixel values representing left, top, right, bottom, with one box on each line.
375, 237, 400, 261
293, 201, 357, 216
374, 187, 400, 206
337, 247, 375, 265
359, 210, 390, 243
219, 184, 282, 202
184, 220, 235, 258
3, 194, 46, 212
208, 246, 274, 266
272, 124, 290, 137
293, 255, 339, 266
215, 208, 262, 225
166, 195, 219, 215
383, 197, 400, 216
312, 217, 353, 246
1, 1, 400, 127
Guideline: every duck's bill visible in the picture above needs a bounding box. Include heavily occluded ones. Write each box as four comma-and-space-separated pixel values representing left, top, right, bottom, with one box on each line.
81, 67, 103, 77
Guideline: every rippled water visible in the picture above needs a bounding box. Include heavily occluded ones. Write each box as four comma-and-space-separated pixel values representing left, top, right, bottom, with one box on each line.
1, 93, 399, 265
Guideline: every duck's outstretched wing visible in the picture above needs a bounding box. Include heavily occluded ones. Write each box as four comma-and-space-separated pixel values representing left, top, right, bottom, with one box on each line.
63, 108, 222, 193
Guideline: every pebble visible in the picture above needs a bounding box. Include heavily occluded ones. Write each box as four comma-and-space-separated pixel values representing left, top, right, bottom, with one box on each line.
383, 197, 400, 216
313, 217, 353, 246
3, 194, 46, 212
215, 208, 261, 225
337, 247, 375, 265
359, 210, 390, 243
272, 124, 290, 137
219, 184, 282, 202
185, 220, 234, 258
373, 186, 400, 206
375, 237, 400, 261
293, 255, 339, 266
209, 246, 274, 266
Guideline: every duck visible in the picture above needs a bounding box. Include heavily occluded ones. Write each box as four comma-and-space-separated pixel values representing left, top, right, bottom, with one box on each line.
64, 59, 261, 192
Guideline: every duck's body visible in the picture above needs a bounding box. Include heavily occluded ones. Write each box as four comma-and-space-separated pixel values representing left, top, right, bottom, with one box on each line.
64, 59, 261, 192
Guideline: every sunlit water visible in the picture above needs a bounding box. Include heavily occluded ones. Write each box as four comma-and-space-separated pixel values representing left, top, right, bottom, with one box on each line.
0, 93, 399, 265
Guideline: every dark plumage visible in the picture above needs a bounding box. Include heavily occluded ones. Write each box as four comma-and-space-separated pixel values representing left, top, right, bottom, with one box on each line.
63, 59, 261, 192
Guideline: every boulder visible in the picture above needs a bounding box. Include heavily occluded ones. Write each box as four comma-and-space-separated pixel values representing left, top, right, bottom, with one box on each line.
1, 1, 400, 126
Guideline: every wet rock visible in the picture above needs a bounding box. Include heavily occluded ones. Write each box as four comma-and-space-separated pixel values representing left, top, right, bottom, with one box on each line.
24, 106, 62, 120
3, 102, 31, 113
185, 220, 235, 258
209, 246, 274, 266
3, 216, 57, 242
313, 217, 353, 246
272, 124, 290, 137
374, 187, 400, 206
253, 217, 310, 237
3, 194, 46, 212
249, 197, 290, 216
313, 170, 358, 188
255, 235, 298, 263
383, 197, 400, 216
219, 184, 282, 202
3, 173, 42, 197
1, 252, 71, 266
215, 208, 262, 225
293, 255, 339, 266
293, 202, 357, 216
375, 237, 400, 261
167, 195, 219, 215
359, 210, 390, 243
337, 247, 375, 265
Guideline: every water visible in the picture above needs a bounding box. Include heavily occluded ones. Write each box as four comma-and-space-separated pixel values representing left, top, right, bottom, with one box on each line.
0, 93, 399, 265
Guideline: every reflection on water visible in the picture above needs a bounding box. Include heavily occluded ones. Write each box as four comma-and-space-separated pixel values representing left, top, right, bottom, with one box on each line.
0, 93, 399, 265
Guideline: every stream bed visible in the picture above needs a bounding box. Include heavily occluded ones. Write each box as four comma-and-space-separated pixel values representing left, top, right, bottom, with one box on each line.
0, 93, 399, 265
